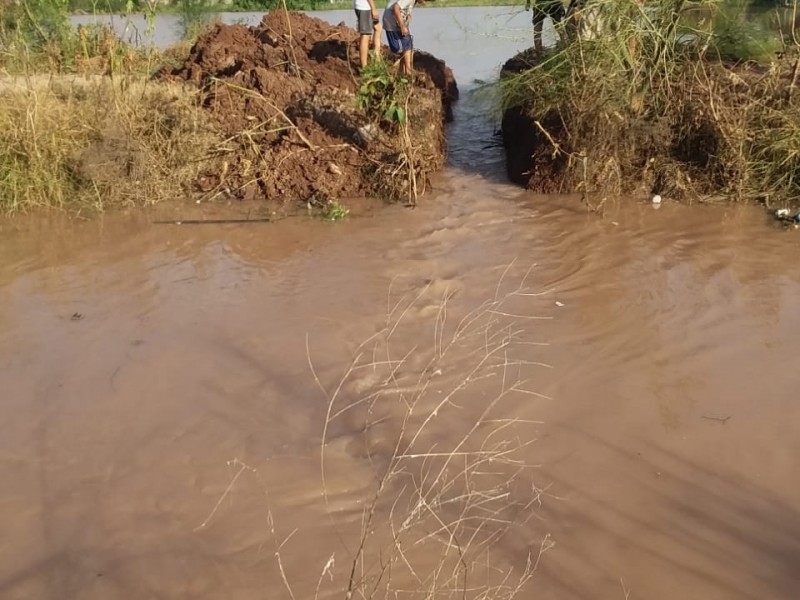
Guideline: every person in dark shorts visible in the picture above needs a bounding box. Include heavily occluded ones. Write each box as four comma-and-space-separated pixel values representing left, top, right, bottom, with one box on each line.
354, 0, 382, 69
383, 0, 418, 74
525, 0, 567, 54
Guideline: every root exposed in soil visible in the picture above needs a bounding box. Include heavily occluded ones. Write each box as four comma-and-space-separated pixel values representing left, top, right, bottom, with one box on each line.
161, 12, 459, 208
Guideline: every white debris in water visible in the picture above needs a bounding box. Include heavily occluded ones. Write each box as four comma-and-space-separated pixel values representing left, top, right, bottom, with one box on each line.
775, 208, 790, 218
651, 194, 662, 204
555, 301, 565, 307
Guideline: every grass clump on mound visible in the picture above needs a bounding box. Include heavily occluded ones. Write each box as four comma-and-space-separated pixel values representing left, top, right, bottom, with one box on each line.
0, 4, 221, 215
0, 78, 221, 214
501, 0, 800, 207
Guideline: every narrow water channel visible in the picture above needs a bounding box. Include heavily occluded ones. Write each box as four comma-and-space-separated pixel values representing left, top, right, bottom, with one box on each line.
2, 8, 800, 600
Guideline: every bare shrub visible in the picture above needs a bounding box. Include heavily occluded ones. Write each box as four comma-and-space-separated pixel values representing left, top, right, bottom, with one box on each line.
195, 268, 555, 599
309, 267, 554, 599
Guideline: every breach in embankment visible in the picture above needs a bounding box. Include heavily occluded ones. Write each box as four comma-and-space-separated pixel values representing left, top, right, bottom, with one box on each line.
500, 0, 800, 213
0, 11, 457, 215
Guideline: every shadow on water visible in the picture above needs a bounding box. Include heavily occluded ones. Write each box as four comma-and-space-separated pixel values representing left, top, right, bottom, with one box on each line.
515, 422, 800, 600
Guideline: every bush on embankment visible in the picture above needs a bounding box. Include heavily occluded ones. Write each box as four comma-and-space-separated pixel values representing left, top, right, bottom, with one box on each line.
0, 78, 222, 214
501, 0, 800, 208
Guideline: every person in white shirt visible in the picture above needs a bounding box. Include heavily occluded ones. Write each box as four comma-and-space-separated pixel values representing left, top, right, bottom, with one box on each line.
354, 0, 382, 69
382, 0, 418, 74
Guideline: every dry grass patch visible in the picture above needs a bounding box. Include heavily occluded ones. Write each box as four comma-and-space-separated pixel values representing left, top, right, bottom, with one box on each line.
308, 269, 554, 599
0, 76, 222, 215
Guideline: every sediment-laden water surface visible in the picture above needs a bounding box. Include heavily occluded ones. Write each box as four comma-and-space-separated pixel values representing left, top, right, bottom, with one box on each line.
3, 10, 800, 600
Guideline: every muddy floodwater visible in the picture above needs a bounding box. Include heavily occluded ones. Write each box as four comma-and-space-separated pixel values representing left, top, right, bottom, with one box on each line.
4, 10, 800, 600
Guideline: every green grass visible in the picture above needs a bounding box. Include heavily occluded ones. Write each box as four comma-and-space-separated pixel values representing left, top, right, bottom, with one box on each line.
321, 200, 350, 220
711, 6, 784, 61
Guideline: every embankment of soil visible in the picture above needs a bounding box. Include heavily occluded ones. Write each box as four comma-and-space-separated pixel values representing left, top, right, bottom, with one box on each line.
500, 49, 561, 190
161, 12, 458, 207
500, 45, 800, 208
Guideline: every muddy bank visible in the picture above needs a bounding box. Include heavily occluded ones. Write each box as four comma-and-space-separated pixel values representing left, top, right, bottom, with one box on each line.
500, 49, 562, 190
499, 42, 800, 209
161, 12, 458, 208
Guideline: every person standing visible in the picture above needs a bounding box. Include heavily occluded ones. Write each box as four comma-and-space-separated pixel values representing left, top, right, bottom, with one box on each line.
525, 0, 568, 54
383, 0, 417, 75
354, 0, 382, 69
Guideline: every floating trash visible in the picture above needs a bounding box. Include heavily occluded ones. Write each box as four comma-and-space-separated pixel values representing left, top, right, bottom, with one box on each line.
773, 207, 800, 229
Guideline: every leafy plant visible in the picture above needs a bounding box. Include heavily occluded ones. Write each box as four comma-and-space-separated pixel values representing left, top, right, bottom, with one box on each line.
357, 59, 409, 125
322, 200, 349, 221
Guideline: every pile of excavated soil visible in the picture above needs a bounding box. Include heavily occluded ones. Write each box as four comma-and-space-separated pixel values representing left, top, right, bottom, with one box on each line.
160, 12, 458, 208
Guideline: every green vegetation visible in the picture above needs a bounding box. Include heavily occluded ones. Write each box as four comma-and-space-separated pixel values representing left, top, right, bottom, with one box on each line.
501, 0, 800, 206
2, 0, 72, 70
66, 0, 522, 12
321, 199, 350, 220
357, 58, 410, 125
65, 0, 799, 12
710, 4, 784, 61
306, 193, 351, 220
67, 0, 136, 11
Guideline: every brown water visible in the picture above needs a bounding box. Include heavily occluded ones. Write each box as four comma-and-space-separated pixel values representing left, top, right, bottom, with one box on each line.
2, 158, 800, 599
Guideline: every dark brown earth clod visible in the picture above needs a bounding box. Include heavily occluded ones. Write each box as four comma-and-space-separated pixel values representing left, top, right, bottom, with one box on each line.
160, 12, 458, 208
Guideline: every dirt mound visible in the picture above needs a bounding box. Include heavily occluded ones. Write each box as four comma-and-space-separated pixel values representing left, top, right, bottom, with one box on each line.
161, 12, 458, 208
500, 42, 800, 207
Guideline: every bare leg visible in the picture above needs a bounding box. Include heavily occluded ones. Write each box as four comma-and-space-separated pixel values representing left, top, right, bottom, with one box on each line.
533, 20, 543, 54
402, 49, 413, 74
372, 24, 382, 62
359, 34, 370, 68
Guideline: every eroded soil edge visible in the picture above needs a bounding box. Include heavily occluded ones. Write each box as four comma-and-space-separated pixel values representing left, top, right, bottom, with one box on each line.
161, 12, 458, 209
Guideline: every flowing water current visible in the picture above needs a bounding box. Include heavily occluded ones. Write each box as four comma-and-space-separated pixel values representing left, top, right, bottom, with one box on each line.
2, 8, 800, 600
